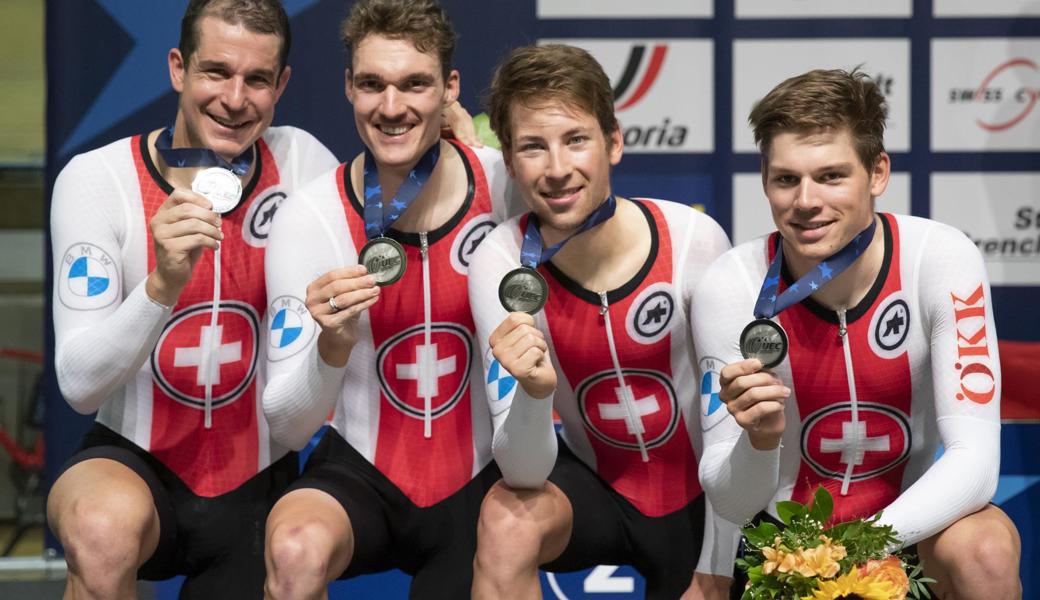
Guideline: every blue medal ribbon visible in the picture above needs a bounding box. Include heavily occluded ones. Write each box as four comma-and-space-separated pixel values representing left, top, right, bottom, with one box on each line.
362, 144, 440, 240
519, 195, 617, 268
753, 218, 877, 319
154, 127, 253, 176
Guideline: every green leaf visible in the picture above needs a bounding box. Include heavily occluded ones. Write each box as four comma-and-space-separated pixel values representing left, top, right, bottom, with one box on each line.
743, 521, 782, 548
808, 486, 834, 525
775, 500, 808, 526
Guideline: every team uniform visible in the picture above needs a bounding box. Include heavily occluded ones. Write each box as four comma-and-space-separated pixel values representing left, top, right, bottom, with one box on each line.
693, 213, 1001, 546
469, 198, 741, 599
263, 139, 519, 597
51, 126, 337, 595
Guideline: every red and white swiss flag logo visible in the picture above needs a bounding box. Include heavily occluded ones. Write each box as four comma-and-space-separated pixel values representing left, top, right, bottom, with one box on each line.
801, 403, 911, 482
151, 301, 259, 409
576, 369, 679, 451
376, 323, 472, 419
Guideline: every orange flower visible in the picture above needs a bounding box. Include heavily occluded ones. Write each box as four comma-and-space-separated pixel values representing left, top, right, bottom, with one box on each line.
859, 555, 910, 600
762, 537, 799, 575
792, 536, 847, 578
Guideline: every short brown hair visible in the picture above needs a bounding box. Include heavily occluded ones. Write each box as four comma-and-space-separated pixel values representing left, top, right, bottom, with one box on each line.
341, 0, 456, 80
179, 0, 292, 72
487, 44, 619, 152
749, 68, 887, 170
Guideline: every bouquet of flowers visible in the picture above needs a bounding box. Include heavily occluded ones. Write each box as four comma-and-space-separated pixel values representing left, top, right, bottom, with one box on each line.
736, 487, 935, 600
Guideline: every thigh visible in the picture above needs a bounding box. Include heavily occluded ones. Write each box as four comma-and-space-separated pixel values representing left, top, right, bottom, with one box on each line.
630, 495, 706, 600
49, 448, 169, 575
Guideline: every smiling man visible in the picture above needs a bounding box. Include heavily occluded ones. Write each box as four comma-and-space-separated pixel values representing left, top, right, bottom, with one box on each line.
47, 1, 338, 598
467, 44, 738, 600
259, 1, 520, 598
693, 68, 1022, 600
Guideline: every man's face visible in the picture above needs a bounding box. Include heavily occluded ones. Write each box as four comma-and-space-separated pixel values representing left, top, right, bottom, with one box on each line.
505, 100, 622, 241
763, 128, 889, 262
168, 16, 289, 161
346, 34, 459, 171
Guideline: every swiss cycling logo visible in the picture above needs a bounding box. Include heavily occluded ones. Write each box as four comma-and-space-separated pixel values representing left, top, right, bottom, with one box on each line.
801, 403, 911, 482
151, 301, 260, 409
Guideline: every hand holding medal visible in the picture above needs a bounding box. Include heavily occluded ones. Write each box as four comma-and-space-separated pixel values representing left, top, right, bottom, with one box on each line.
499, 195, 618, 314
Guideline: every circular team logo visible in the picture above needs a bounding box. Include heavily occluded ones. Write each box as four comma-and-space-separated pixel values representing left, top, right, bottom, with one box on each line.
869, 294, 910, 358
624, 282, 676, 345
376, 323, 472, 419
58, 243, 119, 310
449, 215, 496, 275
801, 402, 911, 482
576, 369, 679, 451
267, 295, 316, 361
242, 189, 287, 248
697, 355, 727, 431
152, 301, 259, 409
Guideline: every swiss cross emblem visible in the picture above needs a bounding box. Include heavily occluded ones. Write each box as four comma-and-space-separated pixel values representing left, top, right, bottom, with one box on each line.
376, 323, 472, 419
801, 403, 911, 482
152, 301, 259, 409
576, 369, 678, 451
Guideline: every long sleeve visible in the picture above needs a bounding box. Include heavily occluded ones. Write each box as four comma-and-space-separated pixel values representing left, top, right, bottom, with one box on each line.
875, 223, 1001, 545
468, 220, 558, 488
51, 148, 173, 414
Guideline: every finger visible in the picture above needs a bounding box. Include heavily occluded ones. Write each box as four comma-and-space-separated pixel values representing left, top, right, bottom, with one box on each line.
326, 293, 380, 324
154, 218, 224, 244
326, 286, 380, 316
489, 312, 535, 347
165, 188, 217, 211
160, 233, 221, 254
733, 399, 785, 430
728, 384, 790, 414
307, 267, 372, 303
719, 358, 763, 387
154, 198, 222, 228
721, 371, 785, 403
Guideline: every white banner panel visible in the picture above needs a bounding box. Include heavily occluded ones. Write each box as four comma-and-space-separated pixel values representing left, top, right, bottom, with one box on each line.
541, 39, 713, 153
732, 39, 910, 154
732, 173, 911, 245
931, 173, 1040, 285
537, 0, 711, 18
931, 39, 1040, 151
736, 0, 910, 18
934, 0, 1040, 16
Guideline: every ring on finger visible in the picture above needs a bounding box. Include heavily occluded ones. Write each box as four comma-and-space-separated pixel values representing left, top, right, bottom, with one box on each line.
329, 296, 340, 313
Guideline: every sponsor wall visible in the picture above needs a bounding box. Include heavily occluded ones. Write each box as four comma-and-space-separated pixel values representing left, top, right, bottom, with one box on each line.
45, 1, 1038, 598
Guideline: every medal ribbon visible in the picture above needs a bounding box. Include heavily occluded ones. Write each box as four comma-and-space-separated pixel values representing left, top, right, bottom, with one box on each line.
753, 218, 877, 319
519, 195, 617, 268
363, 144, 440, 240
155, 127, 253, 176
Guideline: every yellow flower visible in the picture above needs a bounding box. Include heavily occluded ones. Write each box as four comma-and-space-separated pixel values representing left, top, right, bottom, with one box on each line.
802, 570, 899, 600
858, 556, 910, 600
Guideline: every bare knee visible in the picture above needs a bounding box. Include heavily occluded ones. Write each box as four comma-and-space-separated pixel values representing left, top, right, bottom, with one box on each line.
924, 508, 1022, 600
266, 515, 344, 599
475, 482, 569, 577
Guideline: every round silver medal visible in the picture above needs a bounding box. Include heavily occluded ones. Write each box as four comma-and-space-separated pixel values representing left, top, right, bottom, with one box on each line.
192, 167, 242, 214
498, 267, 549, 314
739, 318, 789, 369
359, 237, 407, 286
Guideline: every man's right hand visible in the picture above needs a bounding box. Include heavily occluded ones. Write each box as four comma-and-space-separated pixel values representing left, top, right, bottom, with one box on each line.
307, 265, 380, 367
488, 312, 556, 399
719, 358, 789, 450
146, 189, 223, 306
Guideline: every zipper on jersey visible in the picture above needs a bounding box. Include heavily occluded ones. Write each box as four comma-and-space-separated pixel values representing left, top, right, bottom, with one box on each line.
420, 231, 433, 439
200, 246, 222, 429
837, 307, 860, 495
599, 291, 650, 462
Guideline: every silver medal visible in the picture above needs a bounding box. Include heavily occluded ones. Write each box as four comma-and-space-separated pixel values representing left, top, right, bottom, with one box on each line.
192, 167, 242, 214
739, 318, 789, 369
499, 267, 549, 314
359, 237, 407, 286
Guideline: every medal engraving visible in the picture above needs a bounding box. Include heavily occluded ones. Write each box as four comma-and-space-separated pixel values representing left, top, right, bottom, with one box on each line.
499, 267, 549, 314
192, 167, 242, 214
359, 237, 407, 286
739, 319, 789, 369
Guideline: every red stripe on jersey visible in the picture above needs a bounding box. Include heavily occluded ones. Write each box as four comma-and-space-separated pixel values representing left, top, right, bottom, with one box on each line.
777, 214, 913, 522
541, 201, 700, 517
137, 135, 276, 497
338, 140, 490, 507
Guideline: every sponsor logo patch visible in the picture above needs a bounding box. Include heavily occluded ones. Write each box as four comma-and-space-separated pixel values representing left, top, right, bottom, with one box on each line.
59, 243, 119, 310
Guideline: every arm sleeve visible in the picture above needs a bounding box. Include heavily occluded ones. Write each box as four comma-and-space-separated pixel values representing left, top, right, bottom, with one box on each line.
284, 128, 340, 187
262, 182, 349, 450
51, 152, 173, 414
875, 224, 1001, 546
468, 226, 558, 489
696, 496, 743, 576
690, 249, 782, 524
